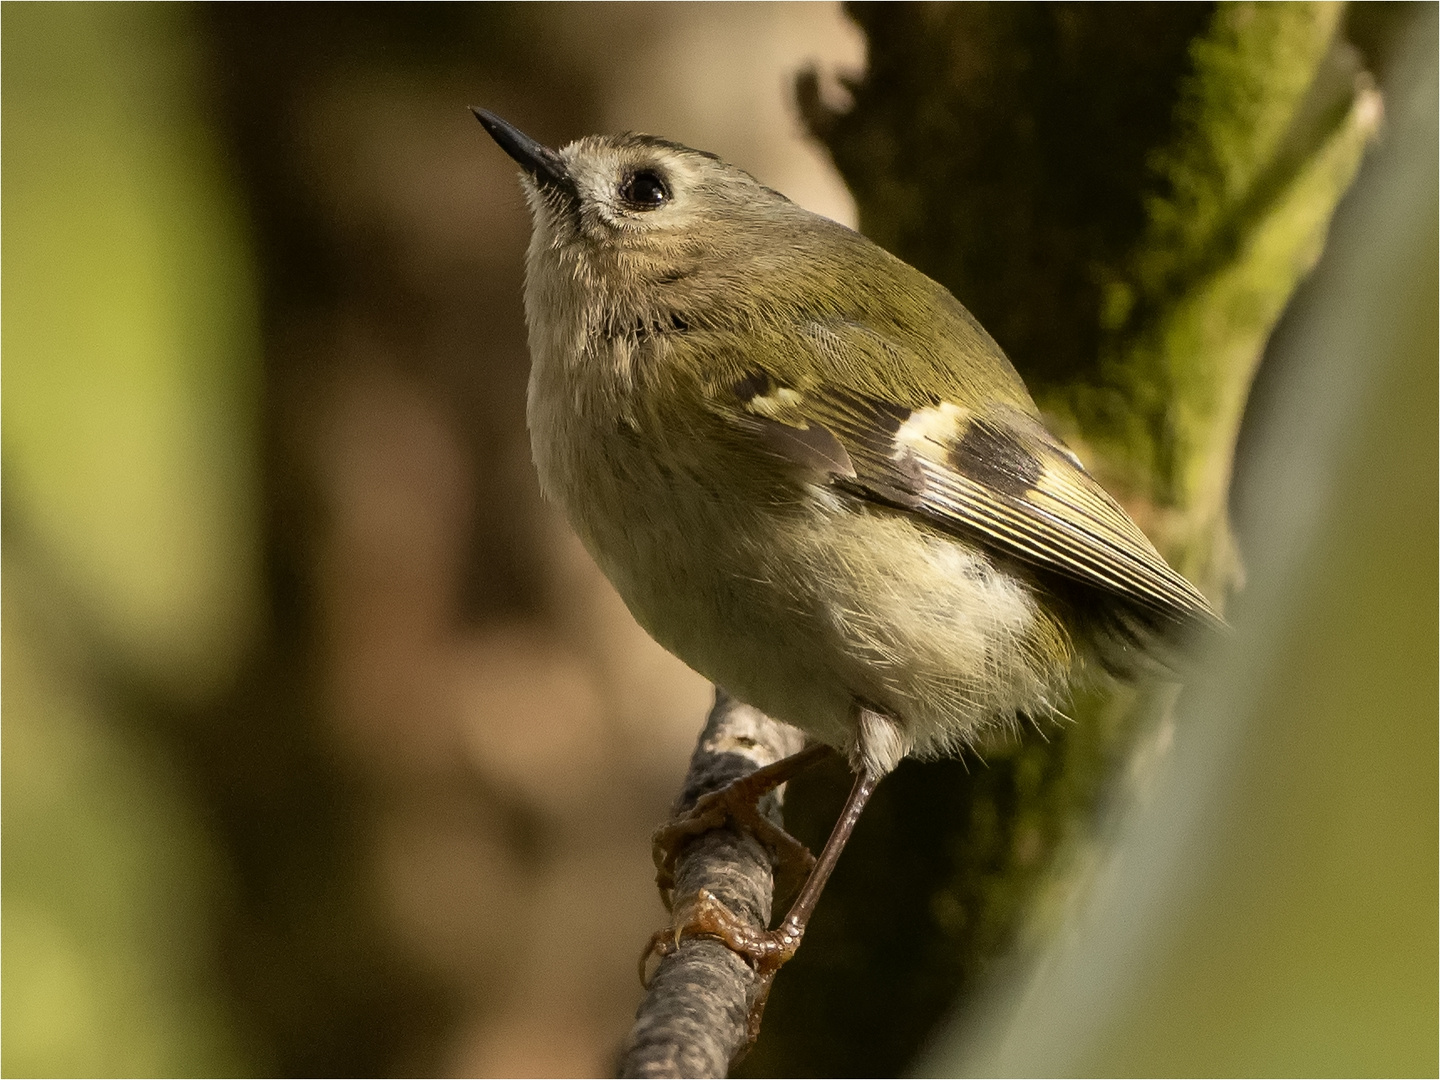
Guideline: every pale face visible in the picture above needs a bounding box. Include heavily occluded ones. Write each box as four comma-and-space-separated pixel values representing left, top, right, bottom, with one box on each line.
522, 134, 788, 267
554, 138, 707, 236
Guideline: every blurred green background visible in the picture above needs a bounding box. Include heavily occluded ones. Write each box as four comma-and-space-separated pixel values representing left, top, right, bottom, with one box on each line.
3, 4, 1434, 1077
5, 4, 260, 1074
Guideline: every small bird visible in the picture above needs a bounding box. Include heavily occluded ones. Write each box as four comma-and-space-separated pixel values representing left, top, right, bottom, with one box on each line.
472, 108, 1219, 1015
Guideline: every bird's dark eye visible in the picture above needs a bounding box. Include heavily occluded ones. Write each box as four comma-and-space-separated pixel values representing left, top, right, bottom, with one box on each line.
620, 169, 670, 209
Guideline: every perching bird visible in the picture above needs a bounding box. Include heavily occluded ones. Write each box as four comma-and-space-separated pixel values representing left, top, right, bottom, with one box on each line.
471, 107, 1220, 1021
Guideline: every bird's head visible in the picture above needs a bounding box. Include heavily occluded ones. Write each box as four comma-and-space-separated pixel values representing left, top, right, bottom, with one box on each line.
471, 107, 807, 300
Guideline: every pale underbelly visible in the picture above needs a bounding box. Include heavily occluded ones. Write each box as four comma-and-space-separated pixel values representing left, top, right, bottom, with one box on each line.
583, 486, 1064, 760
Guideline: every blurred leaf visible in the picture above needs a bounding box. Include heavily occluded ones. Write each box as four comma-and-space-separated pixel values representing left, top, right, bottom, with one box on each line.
2, 569, 250, 1076
2, 3, 261, 695
2, 5, 264, 1074
1079, 2, 1381, 588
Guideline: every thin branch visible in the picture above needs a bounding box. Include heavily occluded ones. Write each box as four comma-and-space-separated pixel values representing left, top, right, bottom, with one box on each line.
618, 689, 806, 1079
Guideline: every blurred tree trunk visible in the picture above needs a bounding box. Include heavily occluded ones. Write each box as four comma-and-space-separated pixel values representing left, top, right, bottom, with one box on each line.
741, 4, 1380, 1074
179, 9, 608, 1075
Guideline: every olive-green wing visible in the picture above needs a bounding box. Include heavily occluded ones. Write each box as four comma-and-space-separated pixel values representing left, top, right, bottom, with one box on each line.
714, 321, 1220, 631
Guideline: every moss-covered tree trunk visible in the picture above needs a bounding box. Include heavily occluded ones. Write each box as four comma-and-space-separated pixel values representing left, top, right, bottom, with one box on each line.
740, 5, 1379, 1074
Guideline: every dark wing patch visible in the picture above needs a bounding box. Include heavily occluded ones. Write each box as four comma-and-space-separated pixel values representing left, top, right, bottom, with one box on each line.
951, 418, 1042, 498
732, 370, 775, 402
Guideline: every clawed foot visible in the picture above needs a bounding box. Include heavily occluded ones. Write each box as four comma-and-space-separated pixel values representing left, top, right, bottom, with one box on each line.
639, 743, 837, 1050
651, 745, 829, 908
652, 787, 816, 908
639, 888, 803, 1045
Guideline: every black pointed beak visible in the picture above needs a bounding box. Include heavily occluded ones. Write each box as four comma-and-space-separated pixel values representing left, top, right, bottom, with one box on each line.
470, 107, 572, 192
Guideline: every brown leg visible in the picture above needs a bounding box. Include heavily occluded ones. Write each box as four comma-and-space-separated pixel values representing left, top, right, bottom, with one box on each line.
651, 741, 832, 907
649, 764, 883, 1044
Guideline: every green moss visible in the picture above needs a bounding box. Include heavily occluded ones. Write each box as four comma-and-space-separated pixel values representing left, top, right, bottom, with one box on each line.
1080, 1, 1378, 589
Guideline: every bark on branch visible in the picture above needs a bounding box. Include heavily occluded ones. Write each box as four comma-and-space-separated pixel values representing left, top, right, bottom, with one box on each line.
617, 690, 806, 1079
